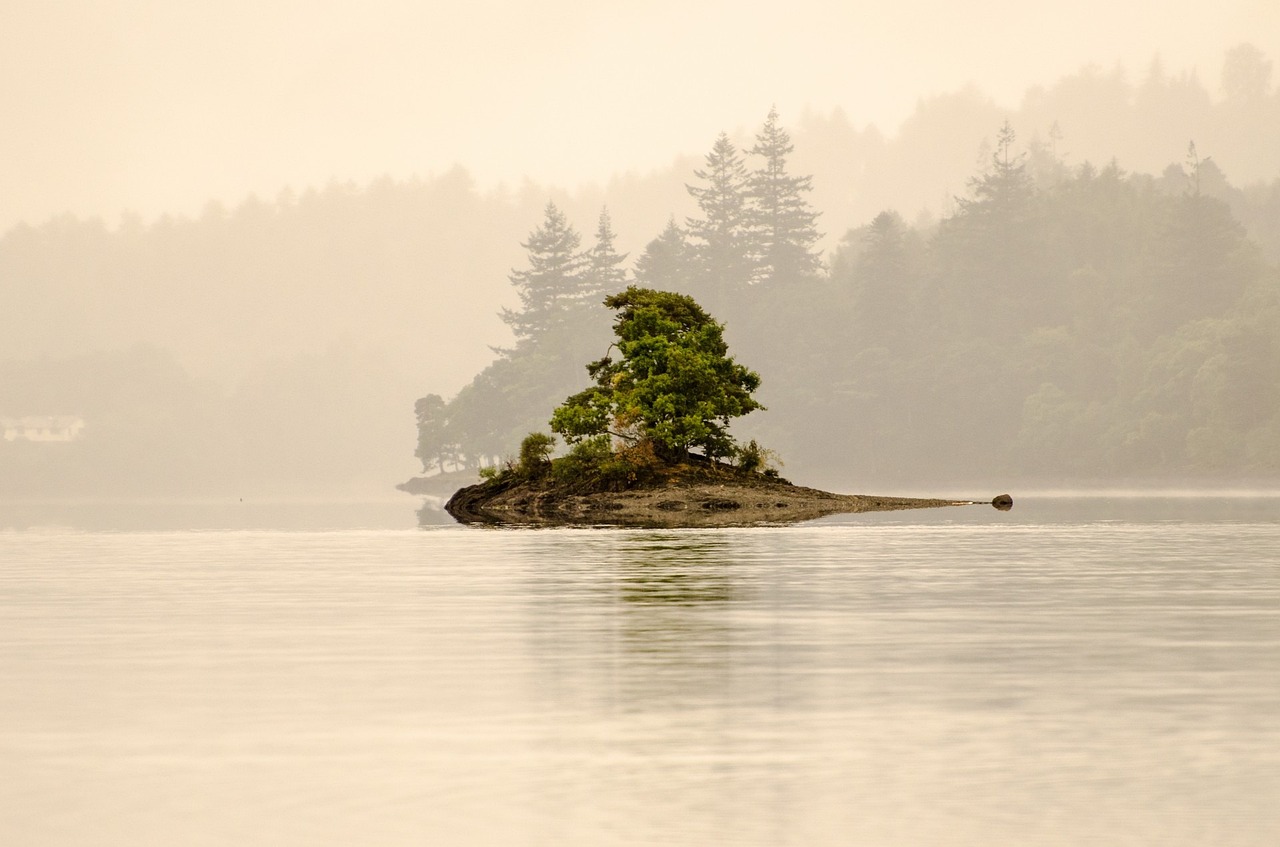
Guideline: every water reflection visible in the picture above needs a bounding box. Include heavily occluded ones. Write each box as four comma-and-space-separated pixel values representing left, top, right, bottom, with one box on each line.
509, 531, 801, 721
414, 497, 454, 526
616, 536, 736, 606
611, 536, 743, 707
4, 515, 1278, 846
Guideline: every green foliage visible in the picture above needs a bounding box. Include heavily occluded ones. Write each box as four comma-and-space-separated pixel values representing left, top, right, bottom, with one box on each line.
517, 432, 555, 479
548, 435, 663, 491
686, 132, 754, 305
550, 434, 612, 483
734, 439, 782, 477
416, 110, 1280, 491
501, 201, 589, 346
746, 106, 824, 284
550, 287, 764, 461
634, 217, 693, 291
583, 208, 629, 300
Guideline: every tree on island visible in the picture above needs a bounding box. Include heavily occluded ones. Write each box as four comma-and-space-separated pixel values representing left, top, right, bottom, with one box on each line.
550, 286, 764, 462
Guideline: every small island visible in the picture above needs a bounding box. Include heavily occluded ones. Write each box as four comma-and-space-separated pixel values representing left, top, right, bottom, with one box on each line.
443, 286, 1008, 527
445, 456, 1001, 527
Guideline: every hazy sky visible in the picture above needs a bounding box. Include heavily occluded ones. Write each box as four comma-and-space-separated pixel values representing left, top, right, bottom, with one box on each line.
3, 0, 1278, 231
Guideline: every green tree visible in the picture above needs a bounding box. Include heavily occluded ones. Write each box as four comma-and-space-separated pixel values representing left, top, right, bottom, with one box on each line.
634, 216, 692, 291
550, 287, 764, 461
583, 208, 629, 299
957, 121, 1036, 217
932, 120, 1048, 332
517, 432, 556, 479
685, 133, 753, 305
500, 202, 588, 346
746, 107, 824, 283
836, 210, 921, 346
1143, 189, 1254, 331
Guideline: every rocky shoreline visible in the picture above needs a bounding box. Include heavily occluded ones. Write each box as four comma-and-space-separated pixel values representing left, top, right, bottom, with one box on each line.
443, 464, 1008, 527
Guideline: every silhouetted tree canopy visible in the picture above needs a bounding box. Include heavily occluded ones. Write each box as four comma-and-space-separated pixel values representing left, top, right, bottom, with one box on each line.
423, 110, 1280, 487
500, 201, 589, 346
746, 106, 824, 283
583, 208, 629, 300
685, 133, 753, 306
6, 85, 1280, 497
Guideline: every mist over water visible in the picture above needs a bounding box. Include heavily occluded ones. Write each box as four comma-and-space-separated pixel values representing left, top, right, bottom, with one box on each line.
5, 5, 1280, 844
3, 502, 1278, 846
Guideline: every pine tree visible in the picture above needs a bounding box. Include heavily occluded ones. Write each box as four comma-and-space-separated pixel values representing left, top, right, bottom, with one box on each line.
634, 216, 692, 291
745, 107, 824, 284
686, 133, 753, 304
852, 211, 918, 342
500, 202, 587, 346
583, 208, 629, 300
958, 120, 1035, 217
935, 121, 1045, 332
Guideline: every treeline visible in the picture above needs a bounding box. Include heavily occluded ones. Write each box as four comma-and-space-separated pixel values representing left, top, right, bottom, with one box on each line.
417, 117, 1280, 489
0, 170, 535, 497
799, 43, 1280, 264
414, 109, 822, 471
0, 343, 424, 497
5, 47, 1280, 496
0, 168, 532, 392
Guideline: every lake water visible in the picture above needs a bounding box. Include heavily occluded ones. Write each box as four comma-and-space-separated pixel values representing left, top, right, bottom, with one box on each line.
2, 496, 1278, 846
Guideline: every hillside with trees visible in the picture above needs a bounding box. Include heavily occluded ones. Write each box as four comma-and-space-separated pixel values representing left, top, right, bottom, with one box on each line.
416, 112, 1280, 491
3, 46, 1279, 497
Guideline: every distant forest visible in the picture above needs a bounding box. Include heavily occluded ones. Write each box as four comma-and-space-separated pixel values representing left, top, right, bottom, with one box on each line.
3, 47, 1279, 496
415, 114, 1280, 490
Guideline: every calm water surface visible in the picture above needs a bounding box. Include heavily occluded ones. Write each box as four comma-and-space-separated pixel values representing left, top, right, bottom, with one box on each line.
2, 497, 1279, 846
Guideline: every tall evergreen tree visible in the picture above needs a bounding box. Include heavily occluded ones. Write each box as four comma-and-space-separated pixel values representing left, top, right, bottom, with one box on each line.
958, 120, 1036, 217
634, 216, 692, 291
686, 133, 753, 304
583, 208, 629, 299
746, 107, 824, 283
500, 202, 587, 346
851, 210, 919, 342
934, 121, 1047, 331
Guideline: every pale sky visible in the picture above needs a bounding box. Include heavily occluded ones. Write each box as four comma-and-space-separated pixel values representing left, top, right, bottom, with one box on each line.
3, 0, 1278, 231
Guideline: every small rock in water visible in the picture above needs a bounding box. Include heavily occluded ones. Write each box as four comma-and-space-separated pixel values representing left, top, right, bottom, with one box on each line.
992, 494, 1014, 511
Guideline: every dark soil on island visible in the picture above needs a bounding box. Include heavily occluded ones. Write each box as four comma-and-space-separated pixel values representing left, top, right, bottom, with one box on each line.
444, 460, 997, 527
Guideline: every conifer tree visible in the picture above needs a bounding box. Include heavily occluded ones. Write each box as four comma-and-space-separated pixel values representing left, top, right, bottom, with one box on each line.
583, 208, 629, 299
936, 121, 1045, 331
958, 120, 1035, 217
686, 133, 753, 303
634, 216, 692, 291
500, 201, 587, 346
746, 107, 824, 283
